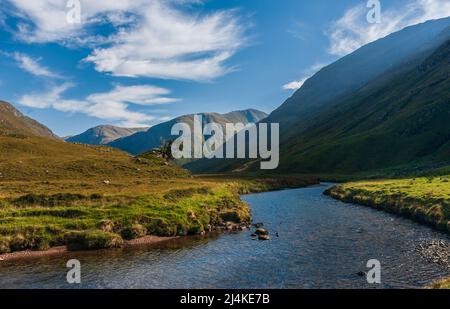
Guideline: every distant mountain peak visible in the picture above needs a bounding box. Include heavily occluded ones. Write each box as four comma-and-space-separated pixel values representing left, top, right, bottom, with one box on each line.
108, 108, 268, 155
66, 125, 148, 145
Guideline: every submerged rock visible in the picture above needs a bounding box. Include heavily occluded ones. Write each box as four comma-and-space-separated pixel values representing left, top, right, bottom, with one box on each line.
357, 271, 367, 277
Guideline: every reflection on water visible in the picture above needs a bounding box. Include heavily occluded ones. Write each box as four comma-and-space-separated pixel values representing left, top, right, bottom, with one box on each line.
0, 184, 449, 289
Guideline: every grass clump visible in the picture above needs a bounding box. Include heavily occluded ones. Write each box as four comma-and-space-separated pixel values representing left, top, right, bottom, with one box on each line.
65, 230, 124, 250
428, 278, 450, 289
0, 236, 11, 254
121, 224, 147, 240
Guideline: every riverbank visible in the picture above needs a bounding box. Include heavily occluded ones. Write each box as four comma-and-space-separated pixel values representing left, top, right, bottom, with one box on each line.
324, 177, 450, 234
0, 175, 318, 259
0, 235, 178, 262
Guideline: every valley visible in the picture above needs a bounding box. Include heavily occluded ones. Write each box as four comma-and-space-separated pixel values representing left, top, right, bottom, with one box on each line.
1, 11, 450, 291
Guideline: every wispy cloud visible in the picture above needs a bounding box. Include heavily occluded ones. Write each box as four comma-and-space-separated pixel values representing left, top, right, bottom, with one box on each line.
5, 0, 248, 81
11, 52, 60, 78
18, 84, 179, 127
282, 62, 328, 91
282, 78, 308, 91
328, 0, 450, 56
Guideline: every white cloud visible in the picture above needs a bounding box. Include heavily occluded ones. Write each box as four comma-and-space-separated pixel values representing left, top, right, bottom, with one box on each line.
5, 0, 247, 81
12, 52, 60, 78
282, 62, 328, 91
5, 0, 146, 43
328, 0, 450, 56
282, 78, 307, 91
18, 84, 179, 127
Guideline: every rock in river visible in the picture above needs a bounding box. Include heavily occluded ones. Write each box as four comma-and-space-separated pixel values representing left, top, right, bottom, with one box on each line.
255, 228, 269, 236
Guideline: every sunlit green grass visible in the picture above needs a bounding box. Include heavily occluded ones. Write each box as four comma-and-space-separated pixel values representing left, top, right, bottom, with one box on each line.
0, 182, 251, 253
325, 176, 450, 233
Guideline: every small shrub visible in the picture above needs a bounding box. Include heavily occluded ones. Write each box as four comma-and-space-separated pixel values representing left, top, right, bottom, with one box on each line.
9, 234, 28, 251
120, 224, 147, 240
220, 211, 241, 223
97, 219, 115, 233
65, 230, 123, 250
145, 219, 177, 236
90, 193, 103, 200
0, 236, 11, 254
187, 220, 204, 235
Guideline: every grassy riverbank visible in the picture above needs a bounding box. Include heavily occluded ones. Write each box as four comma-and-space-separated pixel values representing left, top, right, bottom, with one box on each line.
0, 130, 318, 255
324, 177, 450, 233
0, 171, 317, 254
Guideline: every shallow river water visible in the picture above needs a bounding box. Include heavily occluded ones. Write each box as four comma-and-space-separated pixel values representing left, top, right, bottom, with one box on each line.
0, 183, 449, 288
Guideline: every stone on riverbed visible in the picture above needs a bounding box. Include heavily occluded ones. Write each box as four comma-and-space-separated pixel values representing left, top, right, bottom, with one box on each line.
416, 240, 450, 269
255, 228, 269, 235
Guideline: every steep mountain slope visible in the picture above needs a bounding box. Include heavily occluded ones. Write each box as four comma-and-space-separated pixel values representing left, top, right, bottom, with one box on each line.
109, 109, 268, 155
272, 38, 450, 174
187, 18, 450, 175
0, 101, 57, 139
66, 125, 147, 145
266, 17, 450, 139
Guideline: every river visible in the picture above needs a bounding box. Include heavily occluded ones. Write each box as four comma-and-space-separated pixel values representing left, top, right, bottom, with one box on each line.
0, 183, 449, 288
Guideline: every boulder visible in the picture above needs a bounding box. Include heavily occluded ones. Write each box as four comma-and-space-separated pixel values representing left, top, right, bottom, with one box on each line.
357, 271, 367, 277
255, 228, 269, 235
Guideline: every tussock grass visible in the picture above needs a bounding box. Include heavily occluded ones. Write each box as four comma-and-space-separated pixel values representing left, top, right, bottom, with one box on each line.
428, 278, 450, 289
0, 181, 252, 253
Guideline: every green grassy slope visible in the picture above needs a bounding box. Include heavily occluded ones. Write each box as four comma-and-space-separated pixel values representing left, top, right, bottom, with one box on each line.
268, 39, 450, 174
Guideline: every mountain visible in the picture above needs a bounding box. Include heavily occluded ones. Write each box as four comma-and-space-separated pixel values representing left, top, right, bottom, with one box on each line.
0, 102, 187, 181
0, 101, 57, 139
66, 125, 148, 145
187, 17, 450, 175
108, 109, 268, 155
272, 38, 450, 174
267, 17, 450, 139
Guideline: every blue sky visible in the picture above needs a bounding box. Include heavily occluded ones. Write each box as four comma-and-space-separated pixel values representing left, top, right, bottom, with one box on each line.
0, 0, 449, 136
